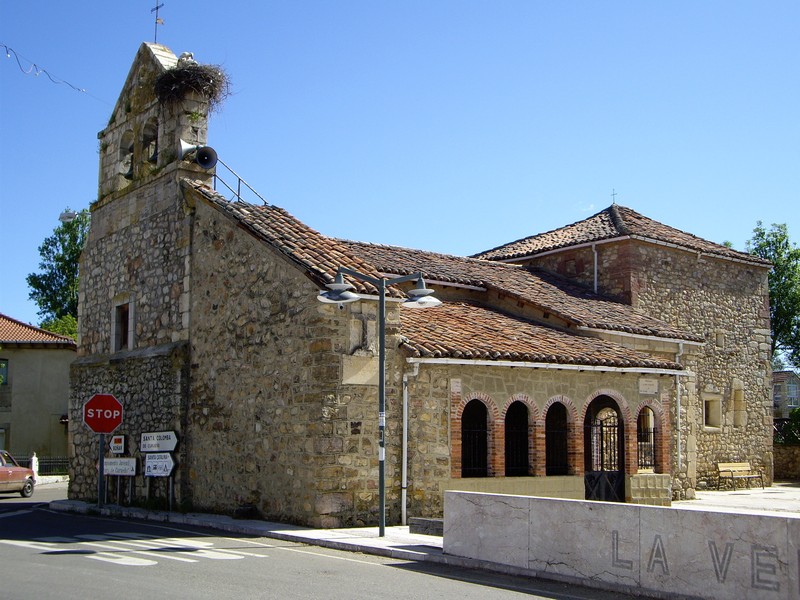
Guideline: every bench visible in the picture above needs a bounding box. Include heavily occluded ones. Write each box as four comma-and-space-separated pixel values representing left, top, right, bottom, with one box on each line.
716, 462, 764, 490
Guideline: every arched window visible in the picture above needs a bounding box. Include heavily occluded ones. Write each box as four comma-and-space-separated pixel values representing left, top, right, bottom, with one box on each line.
505, 401, 529, 476
545, 402, 569, 475
142, 118, 159, 164
118, 130, 134, 183
637, 407, 656, 471
461, 400, 488, 477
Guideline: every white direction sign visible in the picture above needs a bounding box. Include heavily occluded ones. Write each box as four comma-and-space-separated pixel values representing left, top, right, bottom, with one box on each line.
140, 431, 178, 452
145, 453, 175, 477
104, 457, 136, 476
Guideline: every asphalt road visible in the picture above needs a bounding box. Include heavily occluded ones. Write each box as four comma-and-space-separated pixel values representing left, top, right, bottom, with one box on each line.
0, 484, 632, 600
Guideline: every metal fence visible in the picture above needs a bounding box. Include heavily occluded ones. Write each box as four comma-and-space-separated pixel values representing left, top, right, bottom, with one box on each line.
16, 456, 69, 475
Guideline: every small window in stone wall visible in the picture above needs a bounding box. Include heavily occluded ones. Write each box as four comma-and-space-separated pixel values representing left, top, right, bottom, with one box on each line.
715, 331, 727, 350
704, 395, 722, 429
0, 359, 7, 385
113, 300, 134, 352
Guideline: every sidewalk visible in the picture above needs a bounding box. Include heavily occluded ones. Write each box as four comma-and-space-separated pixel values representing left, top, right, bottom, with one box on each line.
47, 481, 800, 571
673, 479, 800, 516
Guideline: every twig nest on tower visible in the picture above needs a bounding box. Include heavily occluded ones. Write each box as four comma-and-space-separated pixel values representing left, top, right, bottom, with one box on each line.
154, 60, 230, 112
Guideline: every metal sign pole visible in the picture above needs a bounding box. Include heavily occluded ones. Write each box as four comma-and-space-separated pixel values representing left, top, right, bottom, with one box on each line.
97, 433, 105, 508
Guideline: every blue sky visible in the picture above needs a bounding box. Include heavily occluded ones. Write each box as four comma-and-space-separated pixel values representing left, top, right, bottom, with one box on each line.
2, 2, 798, 326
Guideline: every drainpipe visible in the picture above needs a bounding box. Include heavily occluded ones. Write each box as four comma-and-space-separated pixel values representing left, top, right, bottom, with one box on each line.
401, 362, 420, 526
592, 243, 598, 294
676, 342, 684, 470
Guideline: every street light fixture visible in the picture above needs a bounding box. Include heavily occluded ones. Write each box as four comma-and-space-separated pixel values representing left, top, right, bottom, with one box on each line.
318, 267, 440, 536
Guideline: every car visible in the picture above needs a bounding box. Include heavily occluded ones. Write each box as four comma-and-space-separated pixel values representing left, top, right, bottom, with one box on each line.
0, 450, 34, 498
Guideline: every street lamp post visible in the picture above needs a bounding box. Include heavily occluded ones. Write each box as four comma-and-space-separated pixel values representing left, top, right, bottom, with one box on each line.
318, 267, 440, 536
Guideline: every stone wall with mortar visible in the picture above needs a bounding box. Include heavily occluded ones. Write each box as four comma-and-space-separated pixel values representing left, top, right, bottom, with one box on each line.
68, 343, 188, 503
774, 444, 800, 479
528, 240, 773, 498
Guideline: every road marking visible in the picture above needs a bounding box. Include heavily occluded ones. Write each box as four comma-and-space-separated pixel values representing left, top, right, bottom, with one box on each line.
87, 552, 158, 567
0, 510, 32, 519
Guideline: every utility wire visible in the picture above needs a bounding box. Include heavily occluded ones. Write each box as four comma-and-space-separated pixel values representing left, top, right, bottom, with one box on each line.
1, 43, 108, 104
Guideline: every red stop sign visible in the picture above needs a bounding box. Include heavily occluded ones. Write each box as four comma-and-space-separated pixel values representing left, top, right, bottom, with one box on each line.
83, 394, 123, 434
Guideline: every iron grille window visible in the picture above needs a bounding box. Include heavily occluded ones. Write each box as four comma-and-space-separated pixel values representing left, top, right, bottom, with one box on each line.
587, 410, 620, 472
637, 427, 657, 470
504, 401, 529, 476
461, 400, 488, 477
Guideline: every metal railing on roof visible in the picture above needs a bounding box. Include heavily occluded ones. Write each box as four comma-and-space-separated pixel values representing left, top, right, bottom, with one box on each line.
212, 157, 267, 205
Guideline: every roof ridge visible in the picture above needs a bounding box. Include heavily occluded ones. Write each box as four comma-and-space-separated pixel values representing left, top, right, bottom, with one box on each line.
607, 204, 631, 235
339, 238, 525, 269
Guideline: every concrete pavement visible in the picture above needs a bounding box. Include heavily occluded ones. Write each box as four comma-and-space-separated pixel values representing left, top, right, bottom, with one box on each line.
45, 480, 800, 576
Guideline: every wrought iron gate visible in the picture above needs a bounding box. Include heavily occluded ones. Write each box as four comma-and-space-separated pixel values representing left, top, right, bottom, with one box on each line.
584, 411, 624, 502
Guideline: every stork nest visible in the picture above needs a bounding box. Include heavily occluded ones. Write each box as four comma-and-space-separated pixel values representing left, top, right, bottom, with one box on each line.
154, 63, 230, 112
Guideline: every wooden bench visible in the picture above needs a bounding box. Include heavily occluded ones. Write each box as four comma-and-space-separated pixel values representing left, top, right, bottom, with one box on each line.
716, 462, 764, 490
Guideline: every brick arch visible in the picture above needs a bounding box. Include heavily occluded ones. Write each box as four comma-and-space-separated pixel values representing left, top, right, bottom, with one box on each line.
580, 388, 634, 424
455, 392, 501, 424
502, 393, 540, 423
451, 393, 502, 478
501, 394, 539, 477
582, 388, 636, 476
541, 395, 579, 424
539, 395, 581, 477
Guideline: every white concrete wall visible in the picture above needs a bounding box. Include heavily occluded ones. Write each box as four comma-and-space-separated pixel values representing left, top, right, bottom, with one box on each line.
444, 491, 800, 600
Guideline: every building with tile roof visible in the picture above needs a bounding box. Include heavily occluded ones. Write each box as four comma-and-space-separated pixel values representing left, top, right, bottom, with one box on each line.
0, 313, 75, 457
68, 44, 773, 526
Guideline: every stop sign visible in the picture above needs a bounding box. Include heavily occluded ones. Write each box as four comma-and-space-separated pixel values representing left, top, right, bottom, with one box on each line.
83, 394, 123, 434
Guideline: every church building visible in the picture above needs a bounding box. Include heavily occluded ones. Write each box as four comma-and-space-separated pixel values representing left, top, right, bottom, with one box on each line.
68, 43, 773, 527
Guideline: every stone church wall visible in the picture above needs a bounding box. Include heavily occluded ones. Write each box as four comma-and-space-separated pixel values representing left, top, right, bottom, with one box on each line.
626, 243, 772, 493
529, 240, 772, 497
185, 199, 402, 527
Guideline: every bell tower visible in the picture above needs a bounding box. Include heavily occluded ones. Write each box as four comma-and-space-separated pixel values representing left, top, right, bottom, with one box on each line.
96, 43, 217, 199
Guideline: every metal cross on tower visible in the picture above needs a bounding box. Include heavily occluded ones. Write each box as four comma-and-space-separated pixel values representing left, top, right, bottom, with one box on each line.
152, 2, 165, 43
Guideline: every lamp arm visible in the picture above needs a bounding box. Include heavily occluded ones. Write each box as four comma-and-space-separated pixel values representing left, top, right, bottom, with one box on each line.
337, 267, 423, 288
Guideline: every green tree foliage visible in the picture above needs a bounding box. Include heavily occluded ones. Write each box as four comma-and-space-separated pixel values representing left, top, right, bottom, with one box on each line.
26, 209, 89, 325
746, 222, 800, 368
39, 314, 78, 340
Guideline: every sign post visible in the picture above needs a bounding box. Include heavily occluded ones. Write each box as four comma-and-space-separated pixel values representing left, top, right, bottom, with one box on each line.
83, 394, 124, 508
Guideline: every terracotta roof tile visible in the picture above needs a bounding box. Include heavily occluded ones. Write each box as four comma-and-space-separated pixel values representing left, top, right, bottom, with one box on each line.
0, 313, 76, 347
473, 204, 770, 266
340, 240, 702, 342
182, 180, 402, 297
400, 302, 682, 370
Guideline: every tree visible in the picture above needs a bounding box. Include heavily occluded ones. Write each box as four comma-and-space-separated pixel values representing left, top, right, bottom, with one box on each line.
26, 209, 89, 332
746, 222, 800, 369
40, 314, 79, 340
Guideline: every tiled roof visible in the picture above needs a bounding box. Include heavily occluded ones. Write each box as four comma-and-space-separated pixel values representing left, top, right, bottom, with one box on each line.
340, 240, 702, 342
183, 183, 699, 372
182, 180, 403, 297
400, 302, 682, 370
0, 313, 77, 347
473, 204, 771, 266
